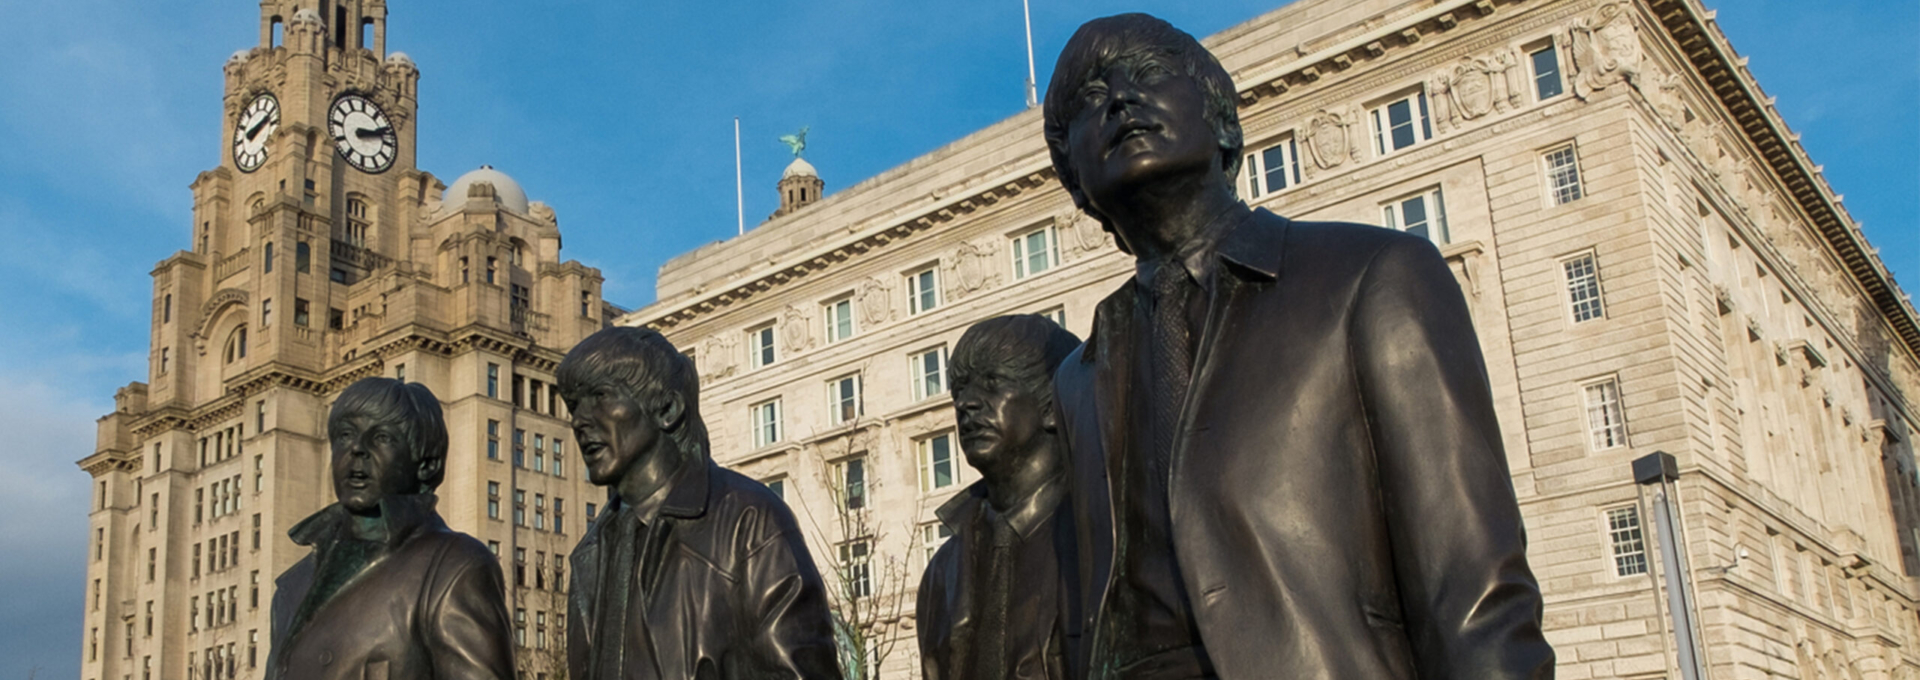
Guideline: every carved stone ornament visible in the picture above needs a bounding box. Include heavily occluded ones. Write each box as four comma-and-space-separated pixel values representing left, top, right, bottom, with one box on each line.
701, 333, 739, 382
779, 304, 813, 353
943, 236, 1001, 301
1060, 208, 1112, 256
1430, 50, 1526, 133
1302, 108, 1359, 175
1567, 2, 1642, 98
855, 276, 893, 327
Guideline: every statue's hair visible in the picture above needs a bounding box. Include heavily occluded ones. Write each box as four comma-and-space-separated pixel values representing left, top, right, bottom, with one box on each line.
1041, 13, 1244, 254
328, 377, 449, 491
556, 326, 707, 457
949, 315, 1083, 405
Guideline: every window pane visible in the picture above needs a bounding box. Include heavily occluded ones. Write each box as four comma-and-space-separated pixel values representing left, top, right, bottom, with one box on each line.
1025, 231, 1050, 276
1565, 255, 1605, 322
931, 435, 952, 488
1400, 196, 1428, 240
1546, 146, 1583, 205
1243, 154, 1263, 197
1532, 45, 1564, 100
1388, 99, 1416, 150
1607, 506, 1647, 576
1261, 144, 1292, 193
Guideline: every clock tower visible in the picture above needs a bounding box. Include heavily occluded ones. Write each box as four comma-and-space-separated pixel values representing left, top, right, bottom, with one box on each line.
80, 4, 614, 679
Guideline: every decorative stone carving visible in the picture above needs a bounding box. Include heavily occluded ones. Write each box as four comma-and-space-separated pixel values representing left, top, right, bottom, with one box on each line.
701, 333, 739, 382
943, 236, 1001, 301
1060, 208, 1111, 256
779, 304, 813, 353
855, 276, 893, 327
1430, 50, 1525, 133
1302, 108, 1359, 176
1566, 1, 1641, 98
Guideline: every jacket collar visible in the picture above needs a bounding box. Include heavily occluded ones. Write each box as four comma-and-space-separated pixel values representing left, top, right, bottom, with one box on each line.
935, 476, 1065, 539
288, 493, 444, 549
1081, 208, 1289, 364
599, 455, 713, 526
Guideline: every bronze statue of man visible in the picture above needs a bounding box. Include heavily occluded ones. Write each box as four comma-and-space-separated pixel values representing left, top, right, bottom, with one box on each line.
917, 315, 1083, 680
267, 378, 513, 680
558, 326, 842, 680
1042, 14, 1555, 680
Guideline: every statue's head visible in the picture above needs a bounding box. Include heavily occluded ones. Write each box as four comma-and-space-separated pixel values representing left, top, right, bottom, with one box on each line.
948, 315, 1082, 476
1042, 13, 1243, 253
556, 327, 705, 488
327, 377, 448, 515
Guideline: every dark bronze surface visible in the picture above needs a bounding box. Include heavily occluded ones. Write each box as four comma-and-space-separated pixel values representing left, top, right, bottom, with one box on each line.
557, 327, 842, 680
918, 315, 1082, 680
268, 378, 514, 680
1044, 14, 1555, 680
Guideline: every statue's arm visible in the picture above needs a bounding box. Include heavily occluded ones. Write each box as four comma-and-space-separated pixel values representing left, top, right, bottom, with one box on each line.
1350, 235, 1556, 680
743, 517, 846, 680
423, 539, 517, 680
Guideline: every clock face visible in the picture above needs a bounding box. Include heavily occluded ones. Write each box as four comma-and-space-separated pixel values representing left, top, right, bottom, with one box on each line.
327, 94, 397, 173
232, 93, 279, 173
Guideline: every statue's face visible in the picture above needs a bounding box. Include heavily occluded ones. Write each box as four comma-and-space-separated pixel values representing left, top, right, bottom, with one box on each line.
329, 411, 418, 516
953, 370, 1047, 473
568, 378, 658, 487
1064, 51, 1219, 220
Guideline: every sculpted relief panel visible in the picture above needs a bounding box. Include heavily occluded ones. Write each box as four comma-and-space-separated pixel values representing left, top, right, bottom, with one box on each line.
943, 236, 1002, 302
855, 276, 894, 327
1301, 108, 1360, 179
1060, 208, 1113, 258
780, 304, 813, 354
1429, 50, 1526, 133
1567, 1, 1642, 98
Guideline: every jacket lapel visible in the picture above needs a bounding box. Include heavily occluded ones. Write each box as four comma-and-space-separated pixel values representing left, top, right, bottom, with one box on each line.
569, 513, 604, 647
1176, 211, 1288, 478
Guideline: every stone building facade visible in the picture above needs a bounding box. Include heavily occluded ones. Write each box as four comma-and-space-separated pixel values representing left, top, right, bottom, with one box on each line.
619, 1, 1920, 679
77, 2, 610, 679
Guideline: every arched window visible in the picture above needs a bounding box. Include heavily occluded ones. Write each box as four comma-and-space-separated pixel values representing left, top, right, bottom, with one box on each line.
360, 18, 374, 50
270, 17, 283, 48
295, 242, 311, 273
224, 326, 248, 364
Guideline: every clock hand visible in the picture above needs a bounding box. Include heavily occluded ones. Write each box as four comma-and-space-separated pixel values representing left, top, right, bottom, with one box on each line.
355, 126, 392, 139
245, 117, 270, 140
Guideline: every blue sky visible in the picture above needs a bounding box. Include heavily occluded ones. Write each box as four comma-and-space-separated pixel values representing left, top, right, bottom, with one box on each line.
0, 0, 1913, 676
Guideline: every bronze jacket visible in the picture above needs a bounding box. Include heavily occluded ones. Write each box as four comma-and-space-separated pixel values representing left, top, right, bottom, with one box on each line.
915, 481, 1079, 680
566, 459, 842, 680
267, 495, 514, 680
1055, 211, 1555, 680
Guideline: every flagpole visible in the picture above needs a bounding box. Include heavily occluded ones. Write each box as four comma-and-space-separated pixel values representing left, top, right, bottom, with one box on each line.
1023, 0, 1039, 108
735, 117, 745, 236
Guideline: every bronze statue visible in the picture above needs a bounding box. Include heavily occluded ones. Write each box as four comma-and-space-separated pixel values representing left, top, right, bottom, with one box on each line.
1042, 14, 1555, 679
558, 327, 842, 680
267, 378, 514, 680
917, 315, 1083, 680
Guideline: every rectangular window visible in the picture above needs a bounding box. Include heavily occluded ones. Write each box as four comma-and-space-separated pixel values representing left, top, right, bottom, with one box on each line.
487, 364, 500, 399
164, 294, 172, 323
251, 513, 260, 549
1544, 145, 1584, 205
160, 347, 170, 374
825, 298, 856, 343
395, 363, 406, 383
514, 608, 526, 646
766, 478, 786, 501
1042, 306, 1067, 328
919, 433, 955, 492
1563, 253, 1606, 322
1530, 42, 1565, 100
513, 429, 525, 467
841, 457, 867, 510
749, 325, 777, 369
554, 497, 565, 533
514, 490, 526, 526
328, 307, 344, 330
148, 547, 156, 581
829, 375, 862, 425
586, 502, 598, 520
1381, 187, 1448, 245
261, 298, 272, 326
486, 257, 498, 285
910, 346, 948, 401
751, 399, 782, 448
907, 267, 940, 315
1584, 378, 1629, 450
487, 481, 501, 520
552, 440, 564, 477
487, 420, 500, 460
294, 298, 310, 327
1371, 91, 1432, 156
534, 494, 546, 531
922, 522, 955, 564
1242, 136, 1301, 199
1011, 226, 1058, 280
533, 433, 546, 473
1606, 505, 1648, 576
839, 540, 873, 599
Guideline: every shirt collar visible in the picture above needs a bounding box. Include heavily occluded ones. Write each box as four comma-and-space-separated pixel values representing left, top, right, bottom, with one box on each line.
936, 473, 1066, 540
606, 456, 713, 524
1131, 205, 1255, 290
288, 493, 444, 549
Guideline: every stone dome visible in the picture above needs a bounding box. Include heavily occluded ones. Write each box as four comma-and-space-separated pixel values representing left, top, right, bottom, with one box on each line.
385, 51, 414, 66
782, 157, 818, 179
444, 165, 530, 215
228, 49, 251, 64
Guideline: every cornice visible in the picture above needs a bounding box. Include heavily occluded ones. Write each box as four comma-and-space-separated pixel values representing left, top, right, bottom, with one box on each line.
631, 168, 1056, 332
1646, 0, 1920, 363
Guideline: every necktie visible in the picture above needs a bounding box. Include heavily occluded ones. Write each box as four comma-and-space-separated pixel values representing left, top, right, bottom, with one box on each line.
1148, 261, 1196, 471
